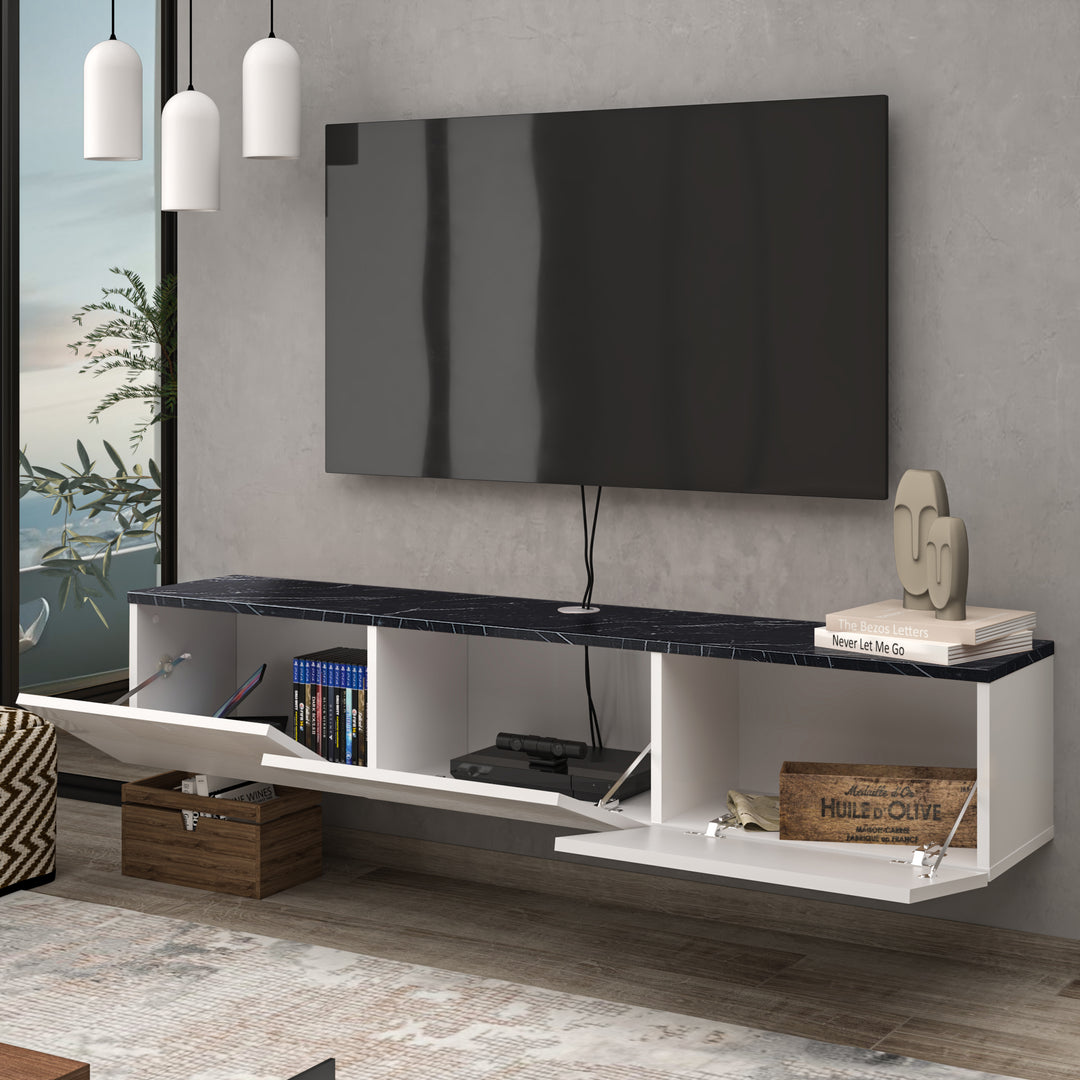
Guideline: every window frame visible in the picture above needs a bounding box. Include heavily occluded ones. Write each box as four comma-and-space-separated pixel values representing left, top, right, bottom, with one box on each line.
0, 0, 178, 704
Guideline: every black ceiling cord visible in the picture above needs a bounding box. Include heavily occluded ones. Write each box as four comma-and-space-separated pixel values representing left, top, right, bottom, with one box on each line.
269, 0, 276, 38
187, 0, 194, 90
579, 485, 603, 750
110, 0, 116, 40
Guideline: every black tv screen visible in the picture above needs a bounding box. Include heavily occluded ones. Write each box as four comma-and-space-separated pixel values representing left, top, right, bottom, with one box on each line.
325, 95, 888, 498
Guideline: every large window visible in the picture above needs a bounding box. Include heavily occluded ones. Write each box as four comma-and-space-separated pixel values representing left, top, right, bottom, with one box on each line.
18, 1, 162, 692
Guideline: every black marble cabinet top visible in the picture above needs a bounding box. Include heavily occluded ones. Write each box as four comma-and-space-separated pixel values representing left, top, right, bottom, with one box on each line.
129, 575, 1053, 684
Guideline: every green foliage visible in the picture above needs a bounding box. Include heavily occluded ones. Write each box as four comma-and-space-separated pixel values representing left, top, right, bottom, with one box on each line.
69, 266, 177, 451
19, 267, 174, 627
19, 440, 160, 628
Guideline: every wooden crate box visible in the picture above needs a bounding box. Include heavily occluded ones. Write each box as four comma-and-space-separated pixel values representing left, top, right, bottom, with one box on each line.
779, 762, 977, 847
121, 771, 322, 898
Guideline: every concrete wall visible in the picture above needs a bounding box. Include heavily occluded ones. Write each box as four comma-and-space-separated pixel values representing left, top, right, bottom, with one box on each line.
177, 1, 1080, 937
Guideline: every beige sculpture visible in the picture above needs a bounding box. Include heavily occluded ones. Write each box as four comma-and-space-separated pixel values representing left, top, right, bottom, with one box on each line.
893, 468, 970, 623
926, 516, 969, 621
893, 469, 950, 610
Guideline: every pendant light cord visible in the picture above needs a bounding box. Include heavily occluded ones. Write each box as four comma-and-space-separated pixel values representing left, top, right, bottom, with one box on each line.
187, 0, 194, 90
109, 0, 116, 39
269, 0, 276, 38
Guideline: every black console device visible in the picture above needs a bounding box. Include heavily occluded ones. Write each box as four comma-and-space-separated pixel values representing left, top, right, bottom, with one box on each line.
451, 731, 650, 802
494, 732, 588, 760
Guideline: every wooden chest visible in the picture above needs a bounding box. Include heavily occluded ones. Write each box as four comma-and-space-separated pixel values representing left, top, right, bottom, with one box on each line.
779, 761, 977, 847
121, 771, 323, 898
0, 1042, 89, 1080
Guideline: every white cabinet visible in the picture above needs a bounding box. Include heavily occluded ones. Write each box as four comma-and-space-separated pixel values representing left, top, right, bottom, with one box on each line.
556, 652, 1053, 903
19, 575, 1054, 904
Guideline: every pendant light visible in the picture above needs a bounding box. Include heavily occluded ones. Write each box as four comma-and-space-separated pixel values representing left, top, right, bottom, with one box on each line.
243, 0, 301, 159
161, 0, 220, 211
84, 0, 143, 161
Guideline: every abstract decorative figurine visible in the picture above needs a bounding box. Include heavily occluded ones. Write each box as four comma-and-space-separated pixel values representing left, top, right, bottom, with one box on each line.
926, 516, 969, 621
893, 469, 950, 610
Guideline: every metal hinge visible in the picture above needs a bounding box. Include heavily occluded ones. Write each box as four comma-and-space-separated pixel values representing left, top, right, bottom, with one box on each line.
596, 742, 651, 811
892, 781, 978, 878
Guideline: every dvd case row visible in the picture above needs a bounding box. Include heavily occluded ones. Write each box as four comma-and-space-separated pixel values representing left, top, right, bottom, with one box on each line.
292, 647, 367, 765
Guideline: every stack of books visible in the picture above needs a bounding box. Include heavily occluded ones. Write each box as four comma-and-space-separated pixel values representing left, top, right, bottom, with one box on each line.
292, 647, 368, 764
815, 600, 1036, 666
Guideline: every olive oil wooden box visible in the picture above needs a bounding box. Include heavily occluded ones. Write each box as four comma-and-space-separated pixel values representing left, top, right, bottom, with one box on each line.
121, 771, 323, 898
779, 762, 977, 847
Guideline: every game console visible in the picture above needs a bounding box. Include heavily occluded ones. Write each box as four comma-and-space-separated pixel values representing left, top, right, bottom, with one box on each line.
451, 731, 650, 802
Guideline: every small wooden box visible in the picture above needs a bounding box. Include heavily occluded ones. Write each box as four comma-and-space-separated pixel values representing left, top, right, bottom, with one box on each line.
121, 771, 323, 898
0, 1041, 89, 1080
779, 762, 977, 847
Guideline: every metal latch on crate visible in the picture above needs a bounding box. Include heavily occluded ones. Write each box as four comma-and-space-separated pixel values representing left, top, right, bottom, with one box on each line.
894, 781, 978, 878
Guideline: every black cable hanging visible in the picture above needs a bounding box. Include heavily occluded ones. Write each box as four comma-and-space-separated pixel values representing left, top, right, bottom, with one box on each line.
269, 0, 276, 38
579, 484, 602, 610
187, 0, 194, 90
578, 485, 604, 749
110, 0, 116, 40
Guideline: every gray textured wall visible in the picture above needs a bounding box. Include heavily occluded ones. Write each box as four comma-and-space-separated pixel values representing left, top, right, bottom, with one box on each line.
177, 1, 1080, 938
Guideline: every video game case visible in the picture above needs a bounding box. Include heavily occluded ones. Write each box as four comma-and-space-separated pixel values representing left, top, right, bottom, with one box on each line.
344, 663, 353, 766
294, 650, 334, 754
303, 657, 313, 751
331, 660, 346, 763
293, 647, 369, 762
292, 656, 304, 746
317, 656, 326, 760
359, 663, 367, 766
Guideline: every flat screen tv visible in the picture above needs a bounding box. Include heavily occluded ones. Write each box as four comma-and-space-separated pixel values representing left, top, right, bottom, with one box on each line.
325, 94, 888, 498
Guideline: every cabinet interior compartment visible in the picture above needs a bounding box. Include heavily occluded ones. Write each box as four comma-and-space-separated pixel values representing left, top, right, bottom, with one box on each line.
655, 654, 977, 830
371, 628, 652, 786
131, 608, 371, 725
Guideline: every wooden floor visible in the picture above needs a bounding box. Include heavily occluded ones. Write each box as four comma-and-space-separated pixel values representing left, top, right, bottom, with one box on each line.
35, 796, 1080, 1080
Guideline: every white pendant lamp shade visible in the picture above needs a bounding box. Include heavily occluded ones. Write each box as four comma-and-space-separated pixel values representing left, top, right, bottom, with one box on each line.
84, 39, 142, 160
161, 90, 220, 211
243, 36, 301, 159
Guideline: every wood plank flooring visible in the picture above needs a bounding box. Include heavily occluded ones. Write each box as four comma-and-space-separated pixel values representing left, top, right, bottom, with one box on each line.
33, 798, 1080, 1080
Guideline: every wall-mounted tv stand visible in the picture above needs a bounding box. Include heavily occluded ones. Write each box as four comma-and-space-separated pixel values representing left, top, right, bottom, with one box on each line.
20, 575, 1054, 905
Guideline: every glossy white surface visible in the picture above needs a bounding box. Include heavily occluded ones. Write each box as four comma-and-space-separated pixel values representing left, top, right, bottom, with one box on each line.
554, 825, 989, 904
17, 693, 318, 779
258, 753, 636, 831
243, 36, 301, 158
83, 38, 142, 160
161, 89, 220, 211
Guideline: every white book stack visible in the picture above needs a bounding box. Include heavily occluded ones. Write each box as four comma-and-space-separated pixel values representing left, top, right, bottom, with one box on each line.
817, 600, 1037, 666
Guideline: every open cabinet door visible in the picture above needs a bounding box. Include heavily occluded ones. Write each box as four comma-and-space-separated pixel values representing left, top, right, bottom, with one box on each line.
555, 827, 989, 904
258, 754, 639, 832
18, 693, 320, 780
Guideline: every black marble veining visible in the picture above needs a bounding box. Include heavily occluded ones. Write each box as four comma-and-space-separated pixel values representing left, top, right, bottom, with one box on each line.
129, 576, 1053, 684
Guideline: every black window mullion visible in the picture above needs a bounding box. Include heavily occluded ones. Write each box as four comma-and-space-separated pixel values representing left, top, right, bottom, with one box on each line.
1, 0, 20, 707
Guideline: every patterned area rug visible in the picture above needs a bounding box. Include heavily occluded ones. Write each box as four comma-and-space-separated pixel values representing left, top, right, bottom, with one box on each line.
0, 892, 1021, 1080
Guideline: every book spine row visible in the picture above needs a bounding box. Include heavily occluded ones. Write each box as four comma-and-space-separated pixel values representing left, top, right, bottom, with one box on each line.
291, 655, 367, 765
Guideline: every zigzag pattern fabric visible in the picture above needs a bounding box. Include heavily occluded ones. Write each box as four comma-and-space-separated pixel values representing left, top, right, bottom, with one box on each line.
0, 708, 57, 889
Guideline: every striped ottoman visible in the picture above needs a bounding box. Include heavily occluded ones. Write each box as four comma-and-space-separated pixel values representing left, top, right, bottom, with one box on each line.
0, 708, 57, 894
